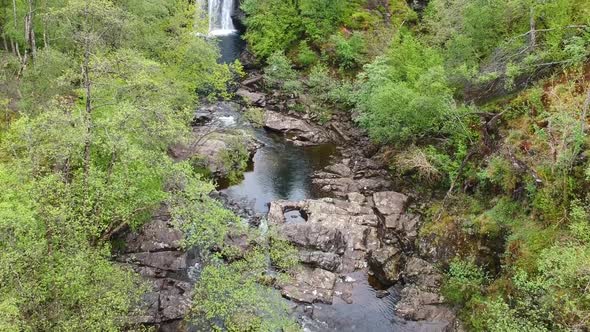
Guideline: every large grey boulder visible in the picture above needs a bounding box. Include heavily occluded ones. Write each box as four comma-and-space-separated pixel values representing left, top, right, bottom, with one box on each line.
237, 88, 266, 106
281, 223, 346, 254
299, 250, 343, 272
395, 286, 456, 323
373, 191, 408, 219
123, 219, 182, 253
158, 278, 193, 321
280, 267, 338, 304
403, 257, 443, 290
368, 246, 404, 285
263, 111, 330, 145
169, 129, 258, 177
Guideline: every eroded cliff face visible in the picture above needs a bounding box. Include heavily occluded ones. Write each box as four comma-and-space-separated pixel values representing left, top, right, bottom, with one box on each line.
114, 207, 195, 330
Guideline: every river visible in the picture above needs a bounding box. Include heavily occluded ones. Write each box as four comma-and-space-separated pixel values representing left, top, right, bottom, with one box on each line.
208, 32, 422, 332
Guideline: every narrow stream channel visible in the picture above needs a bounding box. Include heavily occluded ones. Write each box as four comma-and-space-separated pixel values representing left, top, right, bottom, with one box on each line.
209, 31, 420, 332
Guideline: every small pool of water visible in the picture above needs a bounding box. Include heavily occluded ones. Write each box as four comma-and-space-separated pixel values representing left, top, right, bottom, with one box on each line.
219, 131, 338, 214
215, 32, 246, 64
298, 271, 411, 332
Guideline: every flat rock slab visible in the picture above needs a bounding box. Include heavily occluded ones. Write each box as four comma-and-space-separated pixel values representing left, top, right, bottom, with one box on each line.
373, 191, 408, 217
237, 88, 266, 106
269, 193, 398, 304
395, 286, 455, 323
264, 111, 331, 145
123, 219, 183, 253
281, 267, 338, 304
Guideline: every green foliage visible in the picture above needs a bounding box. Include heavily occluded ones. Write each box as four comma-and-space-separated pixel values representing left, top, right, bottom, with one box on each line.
296, 41, 319, 67
241, 0, 389, 64
569, 200, 590, 243
19, 49, 76, 114
192, 249, 299, 332
479, 155, 519, 193
167, 163, 239, 250
264, 52, 302, 93
356, 31, 461, 144
469, 297, 549, 332
328, 32, 366, 70
442, 258, 486, 305
241, 0, 302, 58
0, 166, 144, 331
243, 107, 265, 127
424, 0, 590, 84
269, 232, 299, 271
220, 138, 250, 185
305, 64, 355, 120
298, 0, 355, 42
0, 0, 242, 329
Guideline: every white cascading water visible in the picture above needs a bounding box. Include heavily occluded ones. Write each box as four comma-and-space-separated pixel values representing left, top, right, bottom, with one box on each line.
208, 0, 236, 36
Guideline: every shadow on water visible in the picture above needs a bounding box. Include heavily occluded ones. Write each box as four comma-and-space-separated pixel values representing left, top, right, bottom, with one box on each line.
215, 33, 246, 64
300, 271, 400, 332
218, 130, 338, 214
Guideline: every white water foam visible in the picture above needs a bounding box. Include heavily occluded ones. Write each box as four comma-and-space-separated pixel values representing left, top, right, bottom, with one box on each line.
209, 28, 236, 36
208, 0, 236, 36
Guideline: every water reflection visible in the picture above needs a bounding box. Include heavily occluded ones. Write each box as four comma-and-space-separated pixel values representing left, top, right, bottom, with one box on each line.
216, 33, 246, 64
219, 132, 337, 213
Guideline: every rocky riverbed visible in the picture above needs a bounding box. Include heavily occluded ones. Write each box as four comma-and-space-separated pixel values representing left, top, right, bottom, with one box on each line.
113, 68, 461, 331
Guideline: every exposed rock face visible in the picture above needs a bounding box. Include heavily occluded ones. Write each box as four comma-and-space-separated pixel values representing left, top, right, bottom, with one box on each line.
403, 257, 444, 290
269, 189, 459, 330
115, 209, 195, 328
368, 246, 404, 285
395, 257, 456, 328
268, 195, 382, 303
312, 158, 392, 197
373, 191, 408, 217
119, 251, 187, 272
264, 110, 332, 146
236, 88, 266, 106
280, 267, 338, 304
371, 191, 422, 249
267, 128, 459, 330
169, 102, 259, 177
396, 286, 456, 323
299, 250, 343, 272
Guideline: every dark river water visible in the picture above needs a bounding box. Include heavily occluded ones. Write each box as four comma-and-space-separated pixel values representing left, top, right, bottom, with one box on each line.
219, 131, 337, 213
216, 33, 246, 64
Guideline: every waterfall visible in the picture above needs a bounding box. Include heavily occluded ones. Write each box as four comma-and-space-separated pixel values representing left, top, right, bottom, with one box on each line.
208, 0, 236, 36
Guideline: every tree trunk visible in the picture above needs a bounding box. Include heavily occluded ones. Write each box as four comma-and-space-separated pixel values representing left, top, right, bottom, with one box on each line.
2, 34, 7, 51
42, 0, 48, 48
26, 0, 36, 59
11, 0, 23, 62
529, 6, 536, 50
82, 0, 92, 201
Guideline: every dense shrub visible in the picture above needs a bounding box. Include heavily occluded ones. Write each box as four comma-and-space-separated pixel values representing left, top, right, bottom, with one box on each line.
356, 31, 457, 144
442, 258, 486, 305
264, 52, 302, 93
328, 32, 366, 70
